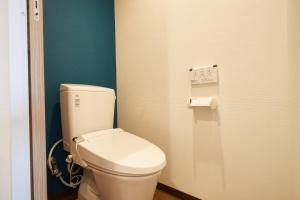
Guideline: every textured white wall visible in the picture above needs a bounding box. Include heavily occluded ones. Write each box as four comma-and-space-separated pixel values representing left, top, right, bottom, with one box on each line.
8, 0, 31, 199
288, 0, 300, 199
115, 0, 293, 199
0, 0, 12, 199
0, 1, 30, 199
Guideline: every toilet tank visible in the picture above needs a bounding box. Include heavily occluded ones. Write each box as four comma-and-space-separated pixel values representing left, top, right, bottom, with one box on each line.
60, 84, 116, 152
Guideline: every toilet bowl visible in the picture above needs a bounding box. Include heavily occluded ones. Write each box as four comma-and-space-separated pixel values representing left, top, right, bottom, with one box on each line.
59, 84, 166, 200
73, 128, 166, 200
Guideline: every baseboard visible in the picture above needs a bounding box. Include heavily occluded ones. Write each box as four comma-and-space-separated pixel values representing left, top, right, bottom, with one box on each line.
157, 183, 201, 200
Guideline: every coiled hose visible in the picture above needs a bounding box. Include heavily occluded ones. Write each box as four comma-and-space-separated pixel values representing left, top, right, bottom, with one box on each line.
47, 139, 82, 188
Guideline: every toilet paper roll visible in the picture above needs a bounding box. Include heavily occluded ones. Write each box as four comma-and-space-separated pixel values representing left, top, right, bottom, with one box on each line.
187, 97, 217, 110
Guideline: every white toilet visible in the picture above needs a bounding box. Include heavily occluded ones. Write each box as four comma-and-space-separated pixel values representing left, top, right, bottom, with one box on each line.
60, 84, 166, 200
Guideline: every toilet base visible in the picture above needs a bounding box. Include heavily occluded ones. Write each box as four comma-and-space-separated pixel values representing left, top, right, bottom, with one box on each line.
78, 169, 101, 200
78, 167, 160, 200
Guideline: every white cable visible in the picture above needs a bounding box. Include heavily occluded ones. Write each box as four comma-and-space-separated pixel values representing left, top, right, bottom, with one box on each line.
47, 139, 63, 172
67, 162, 81, 175
69, 162, 82, 186
47, 139, 82, 188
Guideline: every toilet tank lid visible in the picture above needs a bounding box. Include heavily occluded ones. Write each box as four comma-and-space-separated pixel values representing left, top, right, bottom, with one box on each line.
60, 84, 115, 93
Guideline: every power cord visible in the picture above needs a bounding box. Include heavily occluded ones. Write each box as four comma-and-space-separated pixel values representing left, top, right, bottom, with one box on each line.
47, 139, 82, 188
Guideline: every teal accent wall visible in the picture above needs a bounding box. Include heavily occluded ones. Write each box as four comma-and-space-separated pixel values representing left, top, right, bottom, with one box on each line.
43, 0, 116, 197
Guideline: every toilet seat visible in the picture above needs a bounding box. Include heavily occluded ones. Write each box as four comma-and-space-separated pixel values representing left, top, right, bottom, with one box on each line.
76, 129, 166, 176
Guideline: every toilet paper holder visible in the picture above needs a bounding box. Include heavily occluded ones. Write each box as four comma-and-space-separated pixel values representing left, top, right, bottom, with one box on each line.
187, 96, 218, 110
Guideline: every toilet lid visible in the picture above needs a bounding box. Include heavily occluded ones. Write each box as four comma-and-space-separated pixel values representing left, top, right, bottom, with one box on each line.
77, 129, 166, 175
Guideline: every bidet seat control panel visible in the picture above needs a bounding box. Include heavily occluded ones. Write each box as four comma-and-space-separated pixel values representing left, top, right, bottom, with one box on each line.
189, 65, 218, 84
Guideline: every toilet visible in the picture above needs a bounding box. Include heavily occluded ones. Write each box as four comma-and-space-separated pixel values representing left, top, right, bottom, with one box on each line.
60, 84, 166, 200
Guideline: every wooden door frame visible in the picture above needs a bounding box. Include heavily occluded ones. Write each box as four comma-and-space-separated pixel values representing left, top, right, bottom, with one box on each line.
27, 0, 48, 199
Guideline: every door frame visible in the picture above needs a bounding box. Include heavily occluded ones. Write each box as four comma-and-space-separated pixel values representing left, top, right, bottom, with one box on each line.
27, 0, 48, 199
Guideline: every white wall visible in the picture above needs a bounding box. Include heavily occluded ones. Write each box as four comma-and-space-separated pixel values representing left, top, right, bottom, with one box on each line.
0, 0, 30, 199
115, 0, 293, 200
8, 0, 31, 199
0, 0, 12, 199
288, 0, 300, 199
